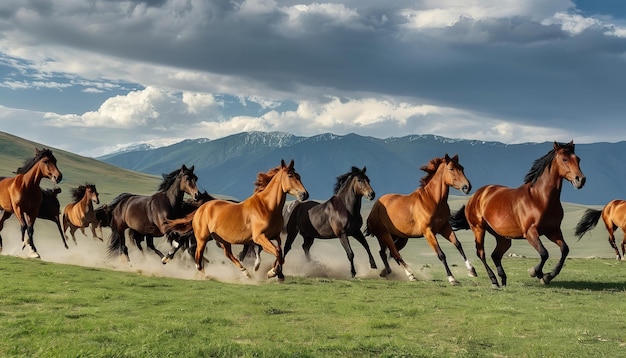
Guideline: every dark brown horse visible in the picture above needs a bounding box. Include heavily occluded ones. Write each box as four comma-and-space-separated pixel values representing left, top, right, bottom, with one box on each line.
0, 148, 62, 258
283, 166, 376, 278
107, 165, 199, 261
365, 154, 475, 284
37, 187, 69, 249
575, 200, 626, 260
451, 141, 585, 288
62, 184, 102, 244
168, 160, 308, 281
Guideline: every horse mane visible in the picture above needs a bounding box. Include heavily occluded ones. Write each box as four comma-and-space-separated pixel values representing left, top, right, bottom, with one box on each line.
334, 167, 363, 195
70, 184, 95, 202
254, 164, 300, 193
524, 142, 575, 185
159, 165, 197, 192
15, 148, 54, 174
419, 157, 447, 187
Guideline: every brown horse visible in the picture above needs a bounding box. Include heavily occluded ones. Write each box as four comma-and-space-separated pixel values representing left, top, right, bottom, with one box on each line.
107, 165, 199, 261
168, 159, 308, 281
575, 200, 626, 260
0, 148, 63, 258
450, 141, 585, 288
365, 154, 475, 284
62, 184, 102, 244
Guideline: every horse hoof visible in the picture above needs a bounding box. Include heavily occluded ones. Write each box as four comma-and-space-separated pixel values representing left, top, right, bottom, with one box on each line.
468, 268, 478, 277
448, 276, 460, 285
379, 269, 389, 278
540, 274, 552, 285
408, 274, 417, 282
28, 251, 41, 259
491, 283, 501, 290
528, 268, 537, 278
267, 268, 277, 278
161, 257, 170, 265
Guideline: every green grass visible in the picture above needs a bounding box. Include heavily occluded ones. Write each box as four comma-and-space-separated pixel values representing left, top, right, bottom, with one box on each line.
0, 255, 625, 357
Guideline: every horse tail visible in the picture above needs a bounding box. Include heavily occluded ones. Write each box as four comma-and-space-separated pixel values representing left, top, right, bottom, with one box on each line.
574, 209, 602, 240
449, 205, 470, 231
167, 211, 196, 236
282, 200, 301, 234
107, 229, 124, 257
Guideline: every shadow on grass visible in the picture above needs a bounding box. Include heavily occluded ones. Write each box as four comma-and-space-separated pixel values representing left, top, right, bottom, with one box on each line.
548, 280, 626, 292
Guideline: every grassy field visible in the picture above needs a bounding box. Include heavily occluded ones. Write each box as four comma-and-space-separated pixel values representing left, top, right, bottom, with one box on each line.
2, 130, 626, 356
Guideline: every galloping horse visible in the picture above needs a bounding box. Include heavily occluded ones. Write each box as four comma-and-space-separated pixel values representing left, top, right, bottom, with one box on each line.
38, 187, 69, 249
450, 141, 585, 288
107, 165, 199, 261
283, 166, 377, 278
365, 154, 475, 284
62, 184, 102, 244
168, 159, 308, 281
0, 148, 63, 258
575, 200, 626, 260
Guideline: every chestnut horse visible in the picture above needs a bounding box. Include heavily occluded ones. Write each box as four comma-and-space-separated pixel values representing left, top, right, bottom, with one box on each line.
168, 159, 308, 281
0, 148, 63, 258
62, 184, 102, 244
283, 166, 376, 278
451, 141, 585, 288
365, 154, 475, 284
107, 165, 199, 261
575, 200, 626, 260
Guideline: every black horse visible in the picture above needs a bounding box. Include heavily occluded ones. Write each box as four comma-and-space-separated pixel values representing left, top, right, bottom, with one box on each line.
37, 187, 69, 249
283, 166, 377, 278
107, 165, 199, 261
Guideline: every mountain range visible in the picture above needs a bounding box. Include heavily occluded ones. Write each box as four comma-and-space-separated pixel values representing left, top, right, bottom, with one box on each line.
98, 131, 624, 205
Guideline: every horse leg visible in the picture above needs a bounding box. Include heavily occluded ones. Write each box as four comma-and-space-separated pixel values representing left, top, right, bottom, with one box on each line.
525, 227, 550, 282
20, 213, 40, 258
253, 244, 262, 271
607, 225, 620, 260
89, 223, 100, 241
378, 232, 413, 281
302, 236, 314, 262
423, 229, 458, 285
337, 233, 357, 278
145, 236, 165, 259
490, 236, 512, 287
219, 241, 251, 279
541, 230, 569, 285
440, 224, 477, 277
69, 226, 78, 245
0, 211, 12, 252
352, 230, 377, 269
54, 218, 69, 249
283, 228, 298, 258
473, 226, 500, 288
254, 234, 284, 281
194, 234, 210, 272
621, 233, 626, 261
162, 232, 182, 264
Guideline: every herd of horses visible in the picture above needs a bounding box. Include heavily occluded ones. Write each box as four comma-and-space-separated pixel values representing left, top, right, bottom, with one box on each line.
1, 141, 622, 288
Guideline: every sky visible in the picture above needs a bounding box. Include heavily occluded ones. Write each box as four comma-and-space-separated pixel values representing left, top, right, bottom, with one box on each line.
1, 0, 626, 157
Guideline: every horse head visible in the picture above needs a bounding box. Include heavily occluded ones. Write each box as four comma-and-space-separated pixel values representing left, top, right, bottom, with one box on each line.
444, 154, 471, 194
351, 166, 375, 200
280, 159, 309, 201
553, 140, 585, 189
179, 165, 200, 200
87, 184, 100, 205
36, 148, 63, 184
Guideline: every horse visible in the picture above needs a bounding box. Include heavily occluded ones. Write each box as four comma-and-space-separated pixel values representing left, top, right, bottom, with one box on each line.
575, 200, 626, 260
107, 164, 199, 262
450, 141, 585, 288
365, 154, 475, 284
167, 159, 308, 281
0, 148, 63, 258
62, 184, 102, 244
37, 187, 69, 249
283, 166, 377, 278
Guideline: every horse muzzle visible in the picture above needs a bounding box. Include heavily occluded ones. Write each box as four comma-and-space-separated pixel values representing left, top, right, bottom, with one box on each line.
572, 175, 586, 189
461, 183, 471, 195
51, 173, 63, 184
366, 191, 376, 201
298, 191, 309, 201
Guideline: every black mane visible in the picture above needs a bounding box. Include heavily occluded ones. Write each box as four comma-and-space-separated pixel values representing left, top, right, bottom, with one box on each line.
159, 165, 197, 192
524, 142, 575, 185
15, 148, 54, 174
333, 167, 367, 195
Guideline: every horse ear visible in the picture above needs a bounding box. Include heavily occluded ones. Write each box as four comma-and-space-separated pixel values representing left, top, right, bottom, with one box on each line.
452, 154, 459, 162
181, 164, 188, 171
362, 166, 366, 173
444, 153, 451, 162
289, 159, 295, 169
189, 165, 194, 172
281, 159, 287, 168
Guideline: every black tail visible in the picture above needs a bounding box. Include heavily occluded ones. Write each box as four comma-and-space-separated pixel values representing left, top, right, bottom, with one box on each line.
107, 229, 125, 257
574, 209, 602, 240
450, 205, 470, 231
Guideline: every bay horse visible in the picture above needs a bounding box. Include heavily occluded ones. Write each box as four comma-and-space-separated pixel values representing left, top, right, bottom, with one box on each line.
0, 148, 62, 258
283, 166, 377, 278
37, 187, 69, 249
365, 154, 475, 284
107, 165, 199, 262
575, 200, 626, 260
62, 184, 102, 244
168, 159, 308, 281
450, 141, 585, 288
